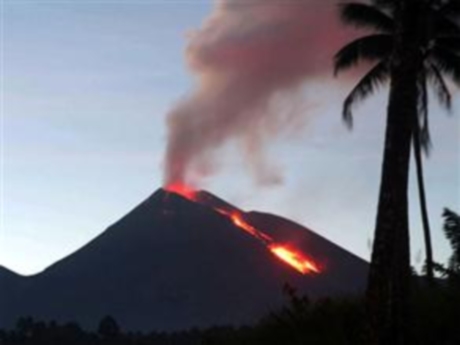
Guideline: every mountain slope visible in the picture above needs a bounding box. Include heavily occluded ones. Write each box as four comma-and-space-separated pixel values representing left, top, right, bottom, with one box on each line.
0, 189, 368, 331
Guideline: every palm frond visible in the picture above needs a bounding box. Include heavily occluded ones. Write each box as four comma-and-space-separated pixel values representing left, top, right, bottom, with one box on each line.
427, 62, 452, 110
371, 0, 397, 9
436, 36, 460, 53
443, 208, 460, 269
342, 60, 390, 128
339, 3, 394, 33
417, 70, 431, 155
431, 45, 460, 85
440, 0, 460, 19
434, 14, 460, 36
334, 34, 392, 75
418, 70, 428, 120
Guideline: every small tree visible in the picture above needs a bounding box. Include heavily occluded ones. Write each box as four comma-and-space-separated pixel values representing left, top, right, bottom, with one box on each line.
98, 315, 120, 339
434, 208, 460, 283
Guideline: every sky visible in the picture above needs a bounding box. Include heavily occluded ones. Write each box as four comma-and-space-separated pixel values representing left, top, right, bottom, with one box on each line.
0, 0, 459, 276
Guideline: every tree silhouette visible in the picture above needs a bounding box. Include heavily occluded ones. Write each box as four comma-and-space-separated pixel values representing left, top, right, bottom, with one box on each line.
334, 0, 459, 343
434, 208, 460, 282
335, 0, 459, 280
98, 316, 121, 342
443, 208, 460, 272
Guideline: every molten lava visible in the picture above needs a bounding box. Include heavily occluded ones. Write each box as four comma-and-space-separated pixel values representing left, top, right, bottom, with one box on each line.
166, 183, 197, 200
215, 208, 273, 244
165, 184, 321, 275
269, 245, 320, 274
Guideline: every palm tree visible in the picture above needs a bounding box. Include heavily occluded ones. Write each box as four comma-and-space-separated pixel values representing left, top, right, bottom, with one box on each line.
410, 0, 459, 282
334, 0, 460, 343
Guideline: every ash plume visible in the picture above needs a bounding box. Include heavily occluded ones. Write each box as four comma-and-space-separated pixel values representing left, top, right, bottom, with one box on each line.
164, 0, 349, 187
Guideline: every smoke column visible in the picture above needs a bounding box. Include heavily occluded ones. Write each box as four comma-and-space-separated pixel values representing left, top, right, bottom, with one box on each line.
164, 0, 349, 187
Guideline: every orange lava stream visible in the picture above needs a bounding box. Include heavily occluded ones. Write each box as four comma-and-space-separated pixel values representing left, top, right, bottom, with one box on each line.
215, 208, 273, 244
269, 245, 320, 274
166, 185, 320, 275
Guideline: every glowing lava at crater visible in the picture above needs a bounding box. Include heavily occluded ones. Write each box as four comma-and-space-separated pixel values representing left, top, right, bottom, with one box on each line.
166, 183, 197, 201
165, 184, 321, 275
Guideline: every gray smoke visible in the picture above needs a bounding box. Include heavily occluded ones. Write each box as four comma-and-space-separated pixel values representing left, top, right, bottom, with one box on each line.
164, 0, 350, 187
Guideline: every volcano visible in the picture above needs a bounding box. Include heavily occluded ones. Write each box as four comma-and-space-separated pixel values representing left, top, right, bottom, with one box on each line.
0, 188, 368, 331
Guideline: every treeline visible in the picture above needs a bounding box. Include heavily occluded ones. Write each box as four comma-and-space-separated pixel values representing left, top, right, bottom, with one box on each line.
1, 281, 459, 345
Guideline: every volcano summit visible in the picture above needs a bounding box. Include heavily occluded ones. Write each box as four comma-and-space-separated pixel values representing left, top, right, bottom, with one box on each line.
0, 189, 368, 331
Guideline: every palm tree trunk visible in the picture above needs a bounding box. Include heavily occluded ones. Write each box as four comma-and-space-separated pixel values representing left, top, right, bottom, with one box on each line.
366, 69, 415, 345
366, 1, 421, 344
413, 126, 434, 283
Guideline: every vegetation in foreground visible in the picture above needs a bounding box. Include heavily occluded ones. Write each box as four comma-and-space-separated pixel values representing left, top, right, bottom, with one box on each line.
1, 209, 459, 345
335, 0, 459, 343
1, 280, 459, 345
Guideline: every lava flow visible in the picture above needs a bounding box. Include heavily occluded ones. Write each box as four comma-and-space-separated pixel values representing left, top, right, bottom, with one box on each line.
215, 208, 273, 244
165, 185, 320, 275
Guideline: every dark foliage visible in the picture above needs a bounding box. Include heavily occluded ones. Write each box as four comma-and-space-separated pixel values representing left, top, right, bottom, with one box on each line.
257, 284, 366, 345
411, 281, 460, 345
1, 281, 459, 345
434, 208, 460, 284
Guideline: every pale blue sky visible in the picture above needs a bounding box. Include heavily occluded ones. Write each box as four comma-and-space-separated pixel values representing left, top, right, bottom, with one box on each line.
1, 0, 458, 275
